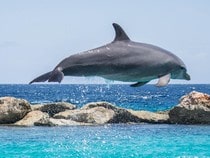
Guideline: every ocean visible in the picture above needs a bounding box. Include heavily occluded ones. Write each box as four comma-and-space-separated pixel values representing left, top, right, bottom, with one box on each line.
0, 84, 210, 157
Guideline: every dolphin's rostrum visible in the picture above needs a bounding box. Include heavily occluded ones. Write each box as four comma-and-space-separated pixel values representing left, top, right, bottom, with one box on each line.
29, 23, 190, 87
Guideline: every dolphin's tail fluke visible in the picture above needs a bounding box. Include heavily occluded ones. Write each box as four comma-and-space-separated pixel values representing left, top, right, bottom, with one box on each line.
29, 69, 64, 84
48, 69, 64, 83
29, 71, 52, 84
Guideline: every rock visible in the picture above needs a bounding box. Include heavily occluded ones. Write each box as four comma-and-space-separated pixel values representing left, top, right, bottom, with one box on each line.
54, 106, 115, 124
85, 102, 142, 123
32, 102, 76, 117
15, 111, 49, 126
55, 102, 115, 124
0, 97, 31, 124
82, 102, 169, 123
55, 102, 143, 124
179, 91, 210, 107
108, 108, 141, 123
128, 110, 169, 123
2, 91, 210, 126
31, 104, 43, 111
34, 118, 91, 126
169, 91, 210, 124
82, 102, 119, 111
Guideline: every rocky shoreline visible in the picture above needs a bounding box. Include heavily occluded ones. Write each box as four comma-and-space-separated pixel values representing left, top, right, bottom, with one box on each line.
0, 91, 210, 126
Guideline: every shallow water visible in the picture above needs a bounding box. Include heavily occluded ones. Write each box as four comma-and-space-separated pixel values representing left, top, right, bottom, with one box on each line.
0, 124, 210, 158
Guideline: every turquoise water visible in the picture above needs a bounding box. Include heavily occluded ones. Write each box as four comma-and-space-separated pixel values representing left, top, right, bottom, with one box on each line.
0, 84, 210, 157
0, 125, 210, 158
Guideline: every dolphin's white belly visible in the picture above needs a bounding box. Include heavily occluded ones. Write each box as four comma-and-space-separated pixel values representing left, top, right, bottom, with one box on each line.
101, 73, 157, 82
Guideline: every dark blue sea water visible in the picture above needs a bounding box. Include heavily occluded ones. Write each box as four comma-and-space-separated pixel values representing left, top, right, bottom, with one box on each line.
0, 84, 210, 157
1, 84, 210, 111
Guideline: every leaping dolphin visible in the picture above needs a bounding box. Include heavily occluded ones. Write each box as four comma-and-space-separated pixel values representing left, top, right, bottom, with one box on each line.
29, 23, 190, 87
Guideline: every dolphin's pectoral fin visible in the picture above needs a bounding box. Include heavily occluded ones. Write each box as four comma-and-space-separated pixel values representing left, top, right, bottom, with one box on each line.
130, 81, 149, 87
48, 69, 64, 83
112, 23, 130, 41
29, 71, 52, 84
156, 74, 171, 87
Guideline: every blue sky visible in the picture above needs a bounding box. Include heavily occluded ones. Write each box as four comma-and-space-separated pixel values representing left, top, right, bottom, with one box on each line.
0, 0, 210, 84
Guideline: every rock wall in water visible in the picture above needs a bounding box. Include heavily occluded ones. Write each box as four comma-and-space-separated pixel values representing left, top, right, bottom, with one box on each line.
0, 91, 209, 126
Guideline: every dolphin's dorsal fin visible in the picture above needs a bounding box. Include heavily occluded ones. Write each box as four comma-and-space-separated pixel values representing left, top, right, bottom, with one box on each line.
112, 23, 130, 41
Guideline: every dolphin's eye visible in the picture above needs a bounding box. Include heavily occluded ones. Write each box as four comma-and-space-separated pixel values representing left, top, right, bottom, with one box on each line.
180, 66, 186, 70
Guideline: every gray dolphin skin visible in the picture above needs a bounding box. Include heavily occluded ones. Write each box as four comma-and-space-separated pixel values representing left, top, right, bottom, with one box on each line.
29, 23, 190, 87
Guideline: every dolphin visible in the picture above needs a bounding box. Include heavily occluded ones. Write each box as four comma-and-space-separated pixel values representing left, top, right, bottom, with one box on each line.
29, 23, 190, 87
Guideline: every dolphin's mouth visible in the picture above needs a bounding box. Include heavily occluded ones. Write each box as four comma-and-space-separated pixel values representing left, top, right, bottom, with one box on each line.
185, 73, 191, 80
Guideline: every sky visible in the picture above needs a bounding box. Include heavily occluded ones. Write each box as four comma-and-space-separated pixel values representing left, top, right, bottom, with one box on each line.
0, 0, 210, 84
